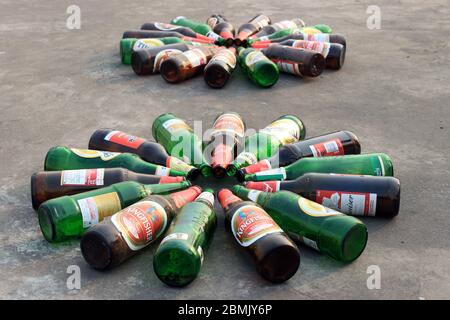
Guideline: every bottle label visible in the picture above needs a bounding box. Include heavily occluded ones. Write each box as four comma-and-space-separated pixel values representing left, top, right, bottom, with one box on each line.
247, 190, 262, 202
153, 49, 183, 73
166, 156, 194, 173
245, 51, 267, 69
212, 113, 245, 137
254, 167, 287, 180
78, 192, 122, 228
161, 118, 191, 134
71, 148, 120, 161
195, 192, 215, 207
260, 118, 301, 145
246, 181, 280, 192
155, 166, 171, 176
111, 200, 168, 251
154, 22, 179, 31
231, 205, 282, 247
210, 48, 237, 69
160, 232, 189, 245
298, 197, 343, 217
61, 169, 105, 186
245, 159, 271, 174
133, 39, 165, 51
103, 131, 145, 149
274, 20, 298, 30
287, 232, 320, 251
207, 17, 218, 29
235, 152, 258, 166
272, 59, 302, 76
316, 190, 377, 216
303, 33, 330, 42
292, 40, 330, 57
183, 49, 208, 68
206, 31, 221, 41
309, 138, 344, 157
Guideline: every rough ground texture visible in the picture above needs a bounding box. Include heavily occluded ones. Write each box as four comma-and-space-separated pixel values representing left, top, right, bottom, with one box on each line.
1, 0, 449, 300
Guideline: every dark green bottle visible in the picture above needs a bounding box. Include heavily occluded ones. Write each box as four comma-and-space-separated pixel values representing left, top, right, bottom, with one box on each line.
153, 189, 216, 287
244, 153, 394, 182
232, 186, 368, 262
38, 181, 190, 243
238, 47, 279, 87
44, 147, 186, 177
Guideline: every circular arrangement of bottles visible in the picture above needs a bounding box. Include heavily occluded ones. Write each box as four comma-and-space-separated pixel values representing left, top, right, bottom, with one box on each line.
31, 112, 401, 287
120, 14, 347, 88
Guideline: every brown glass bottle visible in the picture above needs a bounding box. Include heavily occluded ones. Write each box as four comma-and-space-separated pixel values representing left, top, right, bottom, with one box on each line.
80, 186, 202, 270
88, 129, 199, 179
160, 46, 219, 83
235, 14, 271, 46
203, 47, 237, 88
251, 33, 347, 48
31, 168, 185, 210
240, 130, 361, 176
218, 189, 300, 283
206, 15, 235, 47
140, 22, 214, 42
131, 43, 191, 75
261, 44, 325, 77
244, 173, 401, 218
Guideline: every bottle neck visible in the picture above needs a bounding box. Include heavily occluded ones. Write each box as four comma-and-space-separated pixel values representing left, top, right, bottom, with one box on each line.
231, 186, 269, 206
144, 181, 191, 195
218, 189, 242, 210
166, 186, 203, 210
194, 191, 215, 209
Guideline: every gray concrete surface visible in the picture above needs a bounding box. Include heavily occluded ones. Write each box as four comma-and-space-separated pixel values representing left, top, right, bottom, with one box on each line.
1, 0, 449, 300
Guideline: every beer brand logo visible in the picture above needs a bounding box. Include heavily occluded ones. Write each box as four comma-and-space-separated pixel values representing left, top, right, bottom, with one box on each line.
298, 197, 342, 217
231, 205, 282, 247
133, 39, 164, 50
154, 22, 179, 31
112, 201, 167, 251
71, 148, 120, 161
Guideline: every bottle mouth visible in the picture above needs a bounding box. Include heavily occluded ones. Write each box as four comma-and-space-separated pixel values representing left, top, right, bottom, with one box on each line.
186, 168, 201, 181
38, 205, 56, 242
235, 169, 246, 182
200, 164, 212, 178
80, 230, 113, 271
226, 165, 237, 177
212, 166, 227, 179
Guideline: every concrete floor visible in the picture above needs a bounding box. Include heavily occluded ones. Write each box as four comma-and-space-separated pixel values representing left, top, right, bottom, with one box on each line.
1, 0, 449, 300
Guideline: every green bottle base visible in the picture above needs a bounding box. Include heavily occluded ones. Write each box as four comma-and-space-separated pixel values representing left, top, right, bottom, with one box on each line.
153, 244, 201, 287
38, 205, 56, 242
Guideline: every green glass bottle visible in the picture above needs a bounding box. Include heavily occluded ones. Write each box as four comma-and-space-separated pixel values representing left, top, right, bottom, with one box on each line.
120, 37, 183, 64
44, 147, 186, 177
232, 186, 368, 262
227, 115, 306, 176
244, 153, 394, 182
153, 189, 216, 287
249, 27, 299, 44
238, 47, 279, 87
300, 24, 332, 35
171, 16, 223, 42
38, 181, 190, 243
310, 24, 333, 34
152, 113, 212, 177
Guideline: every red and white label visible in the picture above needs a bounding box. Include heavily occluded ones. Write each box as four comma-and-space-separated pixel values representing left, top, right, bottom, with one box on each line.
212, 113, 245, 137
231, 205, 282, 247
245, 181, 280, 192
316, 190, 377, 216
292, 40, 330, 57
309, 139, 344, 157
272, 59, 302, 76
104, 131, 145, 149
61, 169, 104, 186
244, 159, 271, 174
111, 200, 168, 251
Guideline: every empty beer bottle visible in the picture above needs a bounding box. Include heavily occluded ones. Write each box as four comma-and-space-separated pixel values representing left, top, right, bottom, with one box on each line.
251, 19, 305, 39
227, 115, 305, 176
244, 173, 401, 218
122, 30, 187, 40
80, 186, 202, 270
267, 39, 345, 70
310, 24, 333, 34
131, 43, 191, 76
208, 112, 245, 178
300, 24, 332, 34
44, 147, 186, 177
88, 129, 199, 179
31, 168, 184, 210
243, 153, 394, 182
170, 16, 223, 42
153, 189, 216, 287
204, 47, 237, 88
152, 113, 212, 177
218, 189, 300, 282
238, 47, 279, 87
160, 46, 219, 83
38, 181, 190, 243
249, 32, 347, 48
206, 15, 235, 47
120, 37, 183, 65
140, 22, 215, 42
249, 28, 298, 44
236, 14, 271, 45
240, 131, 361, 176
261, 44, 325, 77
232, 186, 368, 262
